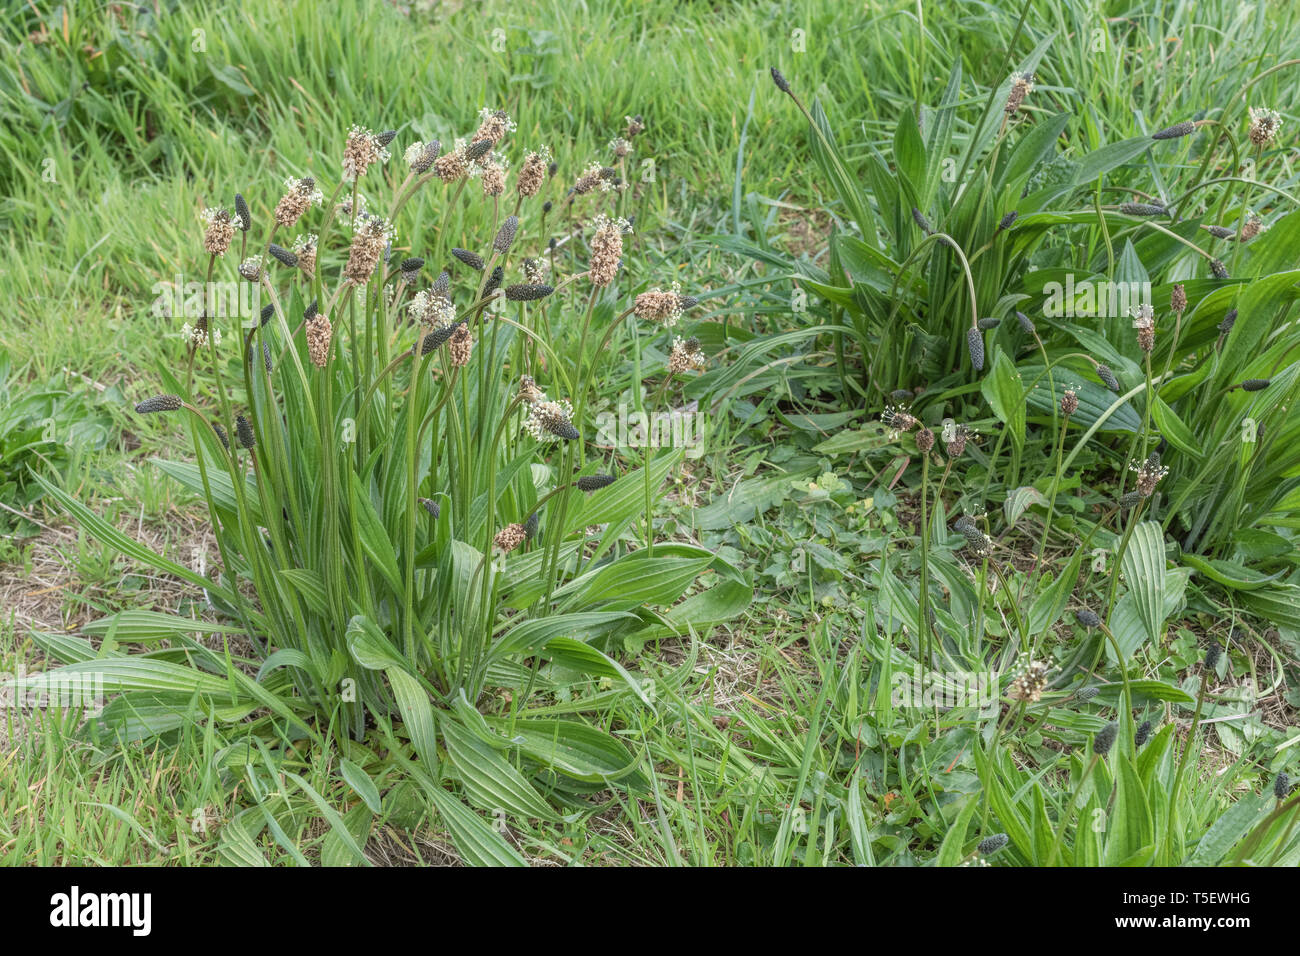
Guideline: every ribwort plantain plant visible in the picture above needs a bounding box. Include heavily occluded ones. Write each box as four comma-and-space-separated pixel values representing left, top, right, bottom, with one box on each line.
19, 109, 749, 864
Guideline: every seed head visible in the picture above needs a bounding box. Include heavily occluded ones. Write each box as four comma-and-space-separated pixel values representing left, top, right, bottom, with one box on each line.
1004, 71, 1033, 114
419, 497, 441, 519
201, 207, 238, 256
1009, 659, 1051, 703
1060, 389, 1079, 417
911, 207, 933, 234
1075, 686, 1100, 701
1096, 363, 1119, 391
274, 176, 323, 227
473, 108, 516, 149
667, 335, 706, 373
1153, 120, 1196, 140
448, 323, 474, 367
1205, 225, 1236, 240
465, 139, 494, 162
235, 414, 256, 450
770, 67, 791, 94
480, 159, 508, 198
915, 427, 935, 453
625, 114, 645, 138
589, 215, 630, 287
342, 216, 393, 285
635, 282, 686, 325
1132, 455, 1169, 497
517, 147, 550, 198
135, 394, 183, 414
342, 125, 388, 181
1134, 720, 1153, 747
977, 316, 1002, 330
306, 314, 333, 368
294, 234, 318, 279
1218, 309, 1237, 334
576, 474, 617, 491
997, 211, 1018, 232
945, 424, 969, 458
523, 512, 540, 539
881, 405, 918, 433
1275, 772, 1292, 800
1205, 641, 1222, 669
406, 140, 440, 174
1093, 721, 1118, 757
483, 265, 504, 298
433, 142, 470, 182
1240, 215, 1265, 242
1241, 378, 1270, 392
1016, 311, 1036, 335
967, 327, 985, 371
1171, 283, 1186, 314
1137, 325, 1155, 354
259, 303, 276, 328
1211, 258, 1230, 280
213, 423, 230, 451
493, 523, 527, 553
1247, 107, 1282, 148
518, 375, 546, 404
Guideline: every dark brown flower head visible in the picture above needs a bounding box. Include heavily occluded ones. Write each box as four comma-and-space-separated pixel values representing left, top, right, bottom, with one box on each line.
419, 497, 441, 519
967, 327, 985, 371
770, 67, 791, 94
1153, 120, 1196, 140
945, 424, 969, 458
235, 414, 256, 450
1211, 258, 1230, 279
213, 422, 230, 450
452, 248, 484, 271
505, 283, 554, 301
483, 265, 504, 298
233, 193, 251, 231
135, 394, 183, 414
1094, 721, 1118, 756
342, 216, 393, 285
1120, 202, 1168, 217
1060, 389, 1079, 417
1076, 608, 1101, 628
518, 375, 545, 404
1218, 309, 1237, 334
1016, 311, 1036, 334
625, 114, 645, 138
576, 474, 617, 491
1240, 215, 1264, 242
465, 138, 494, 162
400, 256, 424, 281
473, 109, 515, 148
524, 399, 579, 442
493, 215, 519, 254
267, 243, 298, 268
1171, 283, 1186, 314
1134, 720, 1153, 747
1205, 225, 1236, 240
915, 427, 935, 454
1241, 378, 1270, 392
1096, 363, 1119, 391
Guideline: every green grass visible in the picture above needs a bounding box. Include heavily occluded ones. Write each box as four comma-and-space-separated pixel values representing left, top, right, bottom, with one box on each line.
2, 0, 1299, 865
